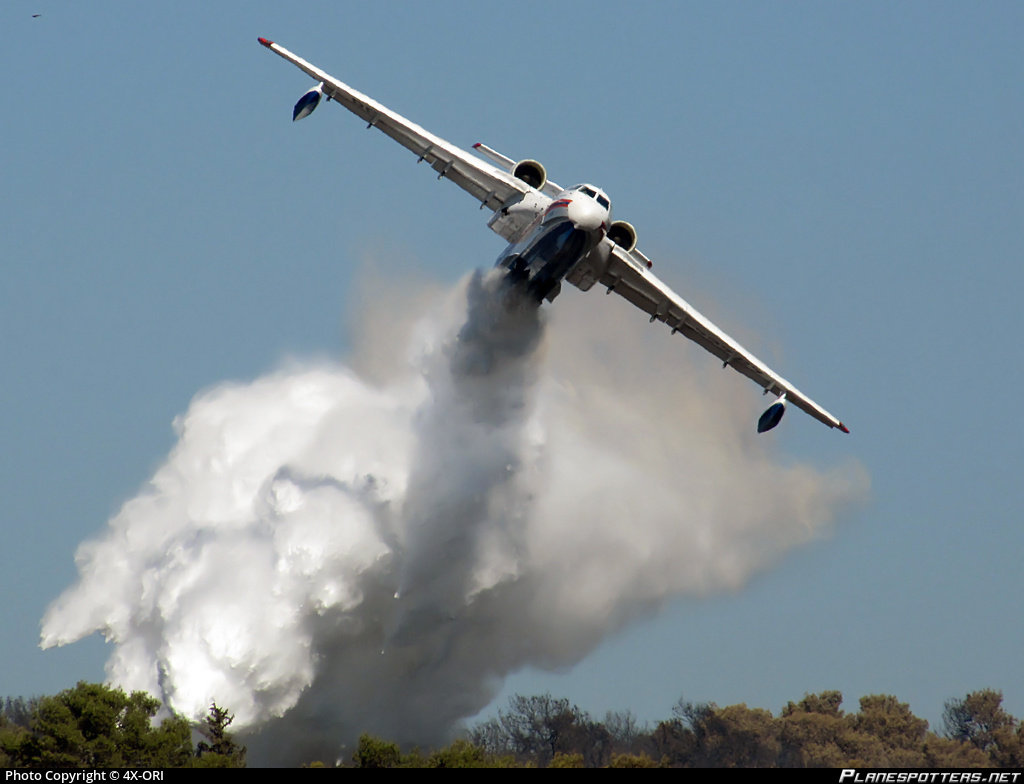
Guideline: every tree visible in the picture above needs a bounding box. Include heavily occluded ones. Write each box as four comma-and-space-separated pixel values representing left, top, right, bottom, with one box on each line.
603, 708, 656, 759
778, 691, 860, 767
351, 733, 402, 768
608, 751, 660, 768
469, 693, 621, 767
2, 697, 35, 729
849, 694, 928, 767
548, 751, 584, 768
674, 701, 779, 767
673, 698, 717, 729
3, 682, 192, 768
920, 735, 990, 768
785, 691, 845, 719
604, 709, 641, 745
651, 718, 696, 767
425, 739, 516, 768
194, 703, 246, 768
0, 706, 30, 768
943, 690, 1023, 766
471, 694, 584, 765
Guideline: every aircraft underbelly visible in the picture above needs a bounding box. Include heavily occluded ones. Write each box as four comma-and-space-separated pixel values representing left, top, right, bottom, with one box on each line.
496, 219, 598, 301
524, 222, 589, 280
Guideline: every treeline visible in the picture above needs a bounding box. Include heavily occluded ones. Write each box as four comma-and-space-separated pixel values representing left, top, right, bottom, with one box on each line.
0, 682, 245, 768
463, 690, 1024, 768
3, 683, 1022, 768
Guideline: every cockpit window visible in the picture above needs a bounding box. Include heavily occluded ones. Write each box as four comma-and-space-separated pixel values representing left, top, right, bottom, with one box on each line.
577, 186, 610, 211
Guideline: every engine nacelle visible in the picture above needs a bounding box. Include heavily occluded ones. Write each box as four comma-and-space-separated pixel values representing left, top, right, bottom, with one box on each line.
607, 220, 638, 253
512, 159, 547, 191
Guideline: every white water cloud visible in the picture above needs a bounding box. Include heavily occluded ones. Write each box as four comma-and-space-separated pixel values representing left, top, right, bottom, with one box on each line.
42, 269, 866, 764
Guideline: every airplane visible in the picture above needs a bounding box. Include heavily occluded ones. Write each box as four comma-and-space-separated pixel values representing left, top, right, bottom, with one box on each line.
257, 37, 849, 435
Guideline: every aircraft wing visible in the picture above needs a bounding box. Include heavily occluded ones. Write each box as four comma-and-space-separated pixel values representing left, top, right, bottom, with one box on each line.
258, 38, 537, 215
581, 240, 849, 432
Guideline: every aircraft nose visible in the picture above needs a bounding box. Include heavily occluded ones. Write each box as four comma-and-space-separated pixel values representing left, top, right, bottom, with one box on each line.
567, 197, 605, 232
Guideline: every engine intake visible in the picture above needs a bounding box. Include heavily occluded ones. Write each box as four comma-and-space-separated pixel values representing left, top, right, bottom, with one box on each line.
607, 220, 638, 253
512, 159, 547, 191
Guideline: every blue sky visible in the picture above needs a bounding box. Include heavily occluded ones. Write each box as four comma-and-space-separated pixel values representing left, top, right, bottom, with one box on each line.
2, 1, 1022, 736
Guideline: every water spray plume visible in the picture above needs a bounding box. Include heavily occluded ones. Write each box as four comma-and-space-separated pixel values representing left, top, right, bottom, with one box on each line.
42, 268, 867, 765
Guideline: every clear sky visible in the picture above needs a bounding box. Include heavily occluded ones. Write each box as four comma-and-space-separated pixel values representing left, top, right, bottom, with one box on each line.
2, 0, 1022, 741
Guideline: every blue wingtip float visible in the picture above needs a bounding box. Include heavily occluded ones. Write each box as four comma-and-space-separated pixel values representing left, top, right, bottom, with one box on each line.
757, 396, 787, 433
292, 83, 323, 121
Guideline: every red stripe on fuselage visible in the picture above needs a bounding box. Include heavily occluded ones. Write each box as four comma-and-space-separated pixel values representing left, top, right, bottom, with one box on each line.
545, 198, 572, 218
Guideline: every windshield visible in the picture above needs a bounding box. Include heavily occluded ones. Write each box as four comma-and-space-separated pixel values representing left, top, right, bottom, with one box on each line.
578, 186, 610, 211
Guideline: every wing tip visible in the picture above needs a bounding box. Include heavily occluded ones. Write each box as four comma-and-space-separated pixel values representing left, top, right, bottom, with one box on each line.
258, 36, 274, 48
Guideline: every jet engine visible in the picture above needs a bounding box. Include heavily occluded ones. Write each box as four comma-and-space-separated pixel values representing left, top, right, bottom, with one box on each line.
512, 159, 547, 190
607, 220, 638, 253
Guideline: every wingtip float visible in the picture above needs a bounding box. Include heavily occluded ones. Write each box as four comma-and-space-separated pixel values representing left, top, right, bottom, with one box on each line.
292, 83, 324, 121
758, 395, 850, 435
257, 37, 850, 437
757, 396, 787, 434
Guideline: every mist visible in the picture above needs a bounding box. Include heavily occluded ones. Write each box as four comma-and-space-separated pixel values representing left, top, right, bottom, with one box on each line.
41, 266, 867, 765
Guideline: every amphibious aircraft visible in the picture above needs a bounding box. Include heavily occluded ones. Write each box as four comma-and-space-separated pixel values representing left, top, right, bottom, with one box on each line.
257, 37, 848, 435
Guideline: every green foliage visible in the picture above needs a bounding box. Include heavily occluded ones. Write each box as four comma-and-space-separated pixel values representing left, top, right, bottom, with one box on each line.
608, 751, 659, 768
471, 693, 610, 766
615, 688, 1021, 769
669, 701, 779, 767
651, 718, 696, 766
709, 704, 780, 767
849, 694, 930, 766
778, 691, 855, 767
921, 735, 991, 768
1, 682, 192, 769
0, 709, 30, 768
2, 697, 35, 729
347, 735, 514, 769
943, 689, 1023, 767
311, 688, 1024, 769
352, 733, 402, 768
853, 694, 928, 748
673, 698, 717, 730
425, 738, 511, 768
549, 751, 584, 768
193, 702, 246, 768
3, 681, 1020, 768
